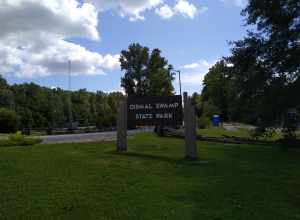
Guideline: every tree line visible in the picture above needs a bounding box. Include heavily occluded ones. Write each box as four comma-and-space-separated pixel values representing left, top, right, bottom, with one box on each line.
0, 75, 124, 133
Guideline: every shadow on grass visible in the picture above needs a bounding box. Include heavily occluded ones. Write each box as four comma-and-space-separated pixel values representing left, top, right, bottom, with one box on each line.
106, 150, 210, 166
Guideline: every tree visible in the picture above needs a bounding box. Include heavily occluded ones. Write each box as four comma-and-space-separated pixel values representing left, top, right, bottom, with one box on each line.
120, 43, 175, 97
225, 0, 300, 136
0, 75, 125, 131
18, 108, 33, 135
201, 60, 231, 120
0, 75, 14, 109
0, 108, 18, 133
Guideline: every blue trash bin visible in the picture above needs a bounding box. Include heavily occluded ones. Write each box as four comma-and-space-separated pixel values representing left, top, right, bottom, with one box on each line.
212, 115, 220, 127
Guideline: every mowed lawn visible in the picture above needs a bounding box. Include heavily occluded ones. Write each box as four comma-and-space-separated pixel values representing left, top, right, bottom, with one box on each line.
0, 134, 300, 220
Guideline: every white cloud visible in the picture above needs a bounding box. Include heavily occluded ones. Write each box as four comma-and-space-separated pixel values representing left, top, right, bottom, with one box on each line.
0, 0, 120, 78
101, 54, 121, 71
12, 39, 120, 78
87, 0, 163, 21
174, 0, 200, 19
155, 5, 174, 19
183, 60, 211, 69
181, 59, 217, 85
220, 0, 247, 7
1, 0, 99, 40
155, 1, 207, 20
88, 0, 206, 20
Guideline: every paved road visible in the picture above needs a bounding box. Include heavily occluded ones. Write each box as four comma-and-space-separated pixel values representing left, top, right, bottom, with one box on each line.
41, 128, 152, 144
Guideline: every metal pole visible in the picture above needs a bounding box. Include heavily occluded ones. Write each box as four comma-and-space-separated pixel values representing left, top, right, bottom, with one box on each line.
178, 70, 182, 98
68, 60, 73, 130
68, 60, 71, 91
175, 70, 182, 97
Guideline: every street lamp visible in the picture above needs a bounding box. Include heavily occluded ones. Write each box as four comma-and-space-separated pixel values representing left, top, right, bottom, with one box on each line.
174, 70, 182, 98
68, 60, 73, 131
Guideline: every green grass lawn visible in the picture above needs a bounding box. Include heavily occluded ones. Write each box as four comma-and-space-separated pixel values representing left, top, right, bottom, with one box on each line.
198, 127, 251, 138
1, 133, 300, 220
197, 127, 283, 141
0, 134, 8, 139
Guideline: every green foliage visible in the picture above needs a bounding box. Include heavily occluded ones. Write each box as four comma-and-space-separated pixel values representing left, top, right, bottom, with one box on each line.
202, 60, 230, 120
226, 0, 300, 132
0, 76, 125, 130
0, 73, 14, 109
198, 1, 300, 138
0, 132, 41, 147
201, 101, 221, 118
249, 127, 276, 140
120, 43, 175, 96
282, 112, 299, 140
8, 132, 25, 142
197, 116, 212, 129
0, 133, 300, 219
96, 114, 116, 129
0, 108, 18, 133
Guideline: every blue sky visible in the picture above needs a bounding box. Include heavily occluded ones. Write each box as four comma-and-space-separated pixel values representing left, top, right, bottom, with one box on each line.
2, 0, 248, 94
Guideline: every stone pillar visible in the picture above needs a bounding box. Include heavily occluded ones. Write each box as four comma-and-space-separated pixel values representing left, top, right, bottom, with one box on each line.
184, 92, 198, 160
117, 101, 127, 152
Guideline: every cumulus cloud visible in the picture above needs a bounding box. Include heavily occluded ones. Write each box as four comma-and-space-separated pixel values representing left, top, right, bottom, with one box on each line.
86, 0, 163, 21
155, 0, 207, 20
174, 0, 201, 19
220, 0, 247, 8
101, 54, 121, 71
1, 0, 99, 40
88, 0, 206, 20
155, 5, 174, 19
0, 0, 120, 78
181, 59, 217, 85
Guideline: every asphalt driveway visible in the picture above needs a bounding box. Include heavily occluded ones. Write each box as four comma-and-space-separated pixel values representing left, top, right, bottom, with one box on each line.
41, 128, 152, 144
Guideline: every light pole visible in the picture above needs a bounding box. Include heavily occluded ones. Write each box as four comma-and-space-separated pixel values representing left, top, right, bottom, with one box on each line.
68, 60, 73, 131
68, 60, 71, 91
175, 70, 184, 127
175, 70, 182, 98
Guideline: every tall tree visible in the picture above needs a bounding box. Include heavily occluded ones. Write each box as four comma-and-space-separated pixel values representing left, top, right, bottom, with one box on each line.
201, 60, 231, 120
0, 75, 14, 109
120, 43, 175, 96
226, 0, 300, 135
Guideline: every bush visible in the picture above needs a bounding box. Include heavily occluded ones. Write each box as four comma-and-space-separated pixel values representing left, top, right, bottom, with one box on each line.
0, 132, 41, 147
8, 132, 25, 142
0, 108, 18, 133
197, 116, 212, 129
250, 127, 276, 140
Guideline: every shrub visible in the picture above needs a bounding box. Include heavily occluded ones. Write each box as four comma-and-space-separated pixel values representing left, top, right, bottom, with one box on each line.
197, 116, 212, 129
0, 132, 41, 147
0, 108, 18, 133
250, 127, 276, 140
8, 132, 25, 142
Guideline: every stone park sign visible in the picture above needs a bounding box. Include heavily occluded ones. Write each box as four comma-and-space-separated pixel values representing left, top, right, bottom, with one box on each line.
116, 93, 198, 160
127, 95, 183, 127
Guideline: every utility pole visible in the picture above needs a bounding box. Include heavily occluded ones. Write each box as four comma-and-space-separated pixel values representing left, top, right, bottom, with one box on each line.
68, 60, 73, 131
